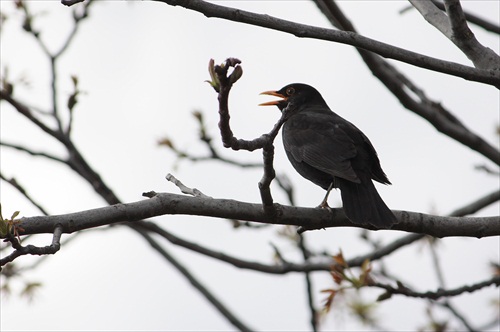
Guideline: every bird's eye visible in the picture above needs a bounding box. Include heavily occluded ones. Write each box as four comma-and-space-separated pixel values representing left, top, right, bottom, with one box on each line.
286, 87, 295, 96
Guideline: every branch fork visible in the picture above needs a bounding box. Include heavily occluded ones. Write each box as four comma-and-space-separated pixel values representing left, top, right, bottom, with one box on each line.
207, 58, 288, 218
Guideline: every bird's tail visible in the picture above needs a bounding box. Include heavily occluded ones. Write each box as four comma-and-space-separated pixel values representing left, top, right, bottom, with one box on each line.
338, 178, 397, 229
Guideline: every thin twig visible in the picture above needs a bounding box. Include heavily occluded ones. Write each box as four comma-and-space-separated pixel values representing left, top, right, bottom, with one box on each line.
165, 173, 211, 198
1, 142, 66, 164
371, 275, 500, 300
298, 234, 318, 332
0, 225, 63, 267
0, 173, 50, 216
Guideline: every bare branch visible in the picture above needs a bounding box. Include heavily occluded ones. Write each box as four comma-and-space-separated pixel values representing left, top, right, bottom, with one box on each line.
125, 186, 499, 277
426, 238, 476, 331
155, 0, 500, 86
450, 189, 500, 216
210, 58, 287, 215
313, 1, 500, 166
372, 275, 500, 300
1, 90, 60, 139
9, 192, 500, 238
0, 173, 50, 216
1, 141, 66, 164
430, 0, 500, 34
409, 0, 452, 36
159, 111, 262, 168
0, 225, 62, 267
298, 234, 319, 332
165, 173, 211, 198
410, 0, 500, 70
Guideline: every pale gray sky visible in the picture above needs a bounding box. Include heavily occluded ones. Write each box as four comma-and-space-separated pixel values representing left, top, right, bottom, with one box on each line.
1, 1, 499, 331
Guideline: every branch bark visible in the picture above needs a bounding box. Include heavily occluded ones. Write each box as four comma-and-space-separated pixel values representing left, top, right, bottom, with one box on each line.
409, 0, 500, 70
10, 192, 500, 239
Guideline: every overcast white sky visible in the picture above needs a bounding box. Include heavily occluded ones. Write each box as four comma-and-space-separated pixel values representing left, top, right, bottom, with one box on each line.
1, 1, 499, 331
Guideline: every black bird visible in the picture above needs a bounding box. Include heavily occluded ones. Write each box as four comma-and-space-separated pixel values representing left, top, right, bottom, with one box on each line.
260, 83, 397, 229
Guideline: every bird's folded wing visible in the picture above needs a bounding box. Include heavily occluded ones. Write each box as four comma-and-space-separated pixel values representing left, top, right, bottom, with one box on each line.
284, 114, 360, 183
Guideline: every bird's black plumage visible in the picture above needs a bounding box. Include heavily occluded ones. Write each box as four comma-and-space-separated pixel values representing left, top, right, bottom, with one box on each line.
260, 83, 397, 228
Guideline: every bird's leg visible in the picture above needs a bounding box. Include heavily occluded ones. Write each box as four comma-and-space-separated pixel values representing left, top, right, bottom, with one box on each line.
318, 182, 334, 209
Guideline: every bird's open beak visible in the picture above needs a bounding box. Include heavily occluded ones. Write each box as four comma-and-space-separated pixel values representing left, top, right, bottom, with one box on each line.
259, 90, 287, 106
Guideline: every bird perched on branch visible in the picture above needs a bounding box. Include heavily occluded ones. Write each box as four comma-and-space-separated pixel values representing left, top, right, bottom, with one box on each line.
260, 83, 397, 229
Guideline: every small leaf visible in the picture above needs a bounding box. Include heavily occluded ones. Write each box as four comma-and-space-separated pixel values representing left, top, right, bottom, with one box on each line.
229, 65, 243, 84
330, 270, 344, 285
320, 289, 337, 313
205, 58, 220, 92
71, 75, 78, 87
192, 111, 203, 122
333, 250, 348, 268
359, 259, 373, 285
158, 138, 175, 149
20, 282, 42, 301
376, 291, 392, 302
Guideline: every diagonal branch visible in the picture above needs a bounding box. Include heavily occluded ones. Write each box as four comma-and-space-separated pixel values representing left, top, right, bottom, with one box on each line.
409, 0, 499, 70
430, 0, 500, 34
1, 141, 66, 164
0, 173, 50, 216
155, 0, 499, 86
313, 1, 500, 166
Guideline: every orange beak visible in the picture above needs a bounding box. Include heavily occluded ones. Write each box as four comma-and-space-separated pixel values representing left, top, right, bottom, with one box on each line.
259, 90, 287, 106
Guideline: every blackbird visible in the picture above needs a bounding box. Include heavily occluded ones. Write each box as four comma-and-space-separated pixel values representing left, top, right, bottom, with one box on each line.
260, 83, 397, 229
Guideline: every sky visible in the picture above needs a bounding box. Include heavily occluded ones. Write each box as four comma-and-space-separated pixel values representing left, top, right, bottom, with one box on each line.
1, 1, 499, 331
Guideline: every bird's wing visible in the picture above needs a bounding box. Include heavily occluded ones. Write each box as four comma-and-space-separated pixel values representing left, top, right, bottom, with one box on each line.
283, 112, 361, 183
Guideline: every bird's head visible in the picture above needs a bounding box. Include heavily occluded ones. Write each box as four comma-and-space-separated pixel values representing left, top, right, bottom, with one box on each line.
259, 83, 325, 112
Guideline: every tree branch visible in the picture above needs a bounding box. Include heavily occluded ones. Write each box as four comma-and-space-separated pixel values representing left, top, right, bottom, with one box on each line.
124, 187, 500, 278
155, 0, 500, 86
313, 1, 500, 166
209, 58, 287, 215
1, 141, 66, 164
0, 225, 62, 267
372, 275, 500, 300
8, 192, 499, 239
410, 0, 499, 70
0, 173, 50, 216
430, 0, 500, 34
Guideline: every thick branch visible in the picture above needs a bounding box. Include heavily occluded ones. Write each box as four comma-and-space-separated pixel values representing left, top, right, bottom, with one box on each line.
130, 187, 500, 276
155, 0, 499, 86
10, 192, 500, 238
410, 0, 500, 70
430, 0, 500, 34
